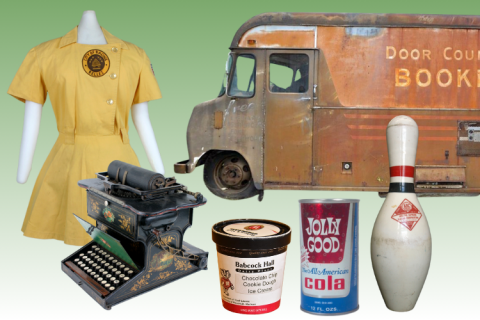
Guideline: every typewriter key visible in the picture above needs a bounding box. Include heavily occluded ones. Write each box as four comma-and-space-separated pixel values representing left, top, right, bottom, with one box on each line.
107, 266, 114, 271
102, 272, 109, 277
123, 277, 130, 282
97, 258, 103, 263
85, 258, 91, 262
99, 268, 105, 273
105, 254, 111, 258
108, 257, 114, 262
119, 264, 125, 269
106, 274, 112, 280
82, 256, 88, 260
112, 259, 118, 264
86, 268, 93, 273
83, 267, 89, 272
110, 277, 117, 283
105, 283, 111, 289
93, 274, 99, 280
94, 255, 100, 259
79, 253, 85, 257
114, 280, 120, 286
109, 287, 115, 292
116, 262, 122, 267
79, 263, 86, 268
119, 274, 125, 281
89, 271, 96, 277
115, 271, 121, 276
127, 270, 134, 277
92, 263, 98, 267
74, 258, 80, 263
97, 277, 103, 282
92, 245, 97, 249
104, 263, 110, 267
87, 251, 93, 255
88, 261, 94, 265
112, 268, 118, 273
94, 266, 101, 271
101, 280, 108, 286
124, 267, 130, 273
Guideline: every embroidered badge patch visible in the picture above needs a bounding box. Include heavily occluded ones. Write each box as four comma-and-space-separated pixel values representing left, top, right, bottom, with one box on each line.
391, 198, 422, 231
82, 49, 110, 77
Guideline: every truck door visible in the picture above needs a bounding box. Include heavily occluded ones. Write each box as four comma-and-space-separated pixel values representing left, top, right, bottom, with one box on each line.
264, 50, 315, 185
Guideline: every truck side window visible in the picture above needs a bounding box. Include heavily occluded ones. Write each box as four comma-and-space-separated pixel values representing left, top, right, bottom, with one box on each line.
269, 54, 309, 93
228, 54, 256, 98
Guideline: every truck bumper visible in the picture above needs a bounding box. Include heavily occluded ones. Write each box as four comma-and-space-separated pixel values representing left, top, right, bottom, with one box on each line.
174, 160, 195, 174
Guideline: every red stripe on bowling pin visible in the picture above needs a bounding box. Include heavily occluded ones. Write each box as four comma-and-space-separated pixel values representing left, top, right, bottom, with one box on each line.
390, 166, 414, 178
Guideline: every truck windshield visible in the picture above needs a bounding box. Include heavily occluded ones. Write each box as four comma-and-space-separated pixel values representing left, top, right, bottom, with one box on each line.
218, 54, 233, 97
228, 54, 256, 98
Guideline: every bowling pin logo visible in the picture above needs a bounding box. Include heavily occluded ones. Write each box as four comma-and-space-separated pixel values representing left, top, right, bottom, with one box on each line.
391, 198, 422, 231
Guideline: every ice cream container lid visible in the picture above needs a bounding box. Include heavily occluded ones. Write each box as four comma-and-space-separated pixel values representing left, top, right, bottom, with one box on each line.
299, 199, 360, 204
212, 219, 291, 250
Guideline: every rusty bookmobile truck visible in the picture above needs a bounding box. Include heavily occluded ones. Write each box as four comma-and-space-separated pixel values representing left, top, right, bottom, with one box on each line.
174, 12, 480, 200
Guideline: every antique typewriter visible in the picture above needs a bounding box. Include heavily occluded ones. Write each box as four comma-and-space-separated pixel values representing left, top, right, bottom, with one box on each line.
62, 161, 208, 310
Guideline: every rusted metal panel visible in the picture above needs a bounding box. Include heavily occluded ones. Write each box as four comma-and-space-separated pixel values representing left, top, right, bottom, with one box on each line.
312, 108, 480, 190
264, 50, 315, 184
232, 12, 480, 48
316, 26, 480, 109
238, 26, 316, 48
415, 165, 465, 189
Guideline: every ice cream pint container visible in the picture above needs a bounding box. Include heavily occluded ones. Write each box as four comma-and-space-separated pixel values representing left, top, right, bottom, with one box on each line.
212, 219, 291, 314
299, 199, 359, 315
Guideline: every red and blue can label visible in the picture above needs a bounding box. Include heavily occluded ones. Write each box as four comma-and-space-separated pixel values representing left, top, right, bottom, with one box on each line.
299, 200, 359, 315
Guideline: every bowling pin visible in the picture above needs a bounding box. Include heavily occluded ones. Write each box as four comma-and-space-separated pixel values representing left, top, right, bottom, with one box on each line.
371, 115, 432, 312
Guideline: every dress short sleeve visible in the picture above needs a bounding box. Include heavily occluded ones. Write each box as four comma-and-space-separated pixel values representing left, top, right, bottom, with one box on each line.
8, 48, 47, 104
132, 51, 162, 105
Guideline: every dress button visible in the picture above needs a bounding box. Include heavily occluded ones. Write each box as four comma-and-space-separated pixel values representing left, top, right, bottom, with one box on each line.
107, 99, 114, 105
111, 47, 118, 53
110, 73, 117, 79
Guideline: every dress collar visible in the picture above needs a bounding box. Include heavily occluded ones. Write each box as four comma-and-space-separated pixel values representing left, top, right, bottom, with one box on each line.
59, 26, 128, 49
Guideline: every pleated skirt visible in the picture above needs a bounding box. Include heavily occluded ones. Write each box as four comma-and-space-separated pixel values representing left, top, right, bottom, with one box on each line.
21, 133, 140, 246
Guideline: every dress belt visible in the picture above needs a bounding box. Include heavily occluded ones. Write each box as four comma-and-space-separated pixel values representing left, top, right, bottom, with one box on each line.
60, 130, 130, 145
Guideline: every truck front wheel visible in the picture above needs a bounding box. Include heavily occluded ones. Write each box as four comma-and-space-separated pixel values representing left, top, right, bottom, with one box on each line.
204, 152, 259, 200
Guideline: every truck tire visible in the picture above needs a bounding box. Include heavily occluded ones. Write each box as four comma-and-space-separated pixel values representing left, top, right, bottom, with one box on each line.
204, 152, 259, 200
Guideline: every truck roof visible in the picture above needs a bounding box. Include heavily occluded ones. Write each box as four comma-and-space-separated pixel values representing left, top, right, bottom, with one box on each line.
231, 12, 480, 48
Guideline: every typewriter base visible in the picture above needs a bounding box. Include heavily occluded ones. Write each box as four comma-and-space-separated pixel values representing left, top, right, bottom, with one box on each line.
62, 240, 208, 310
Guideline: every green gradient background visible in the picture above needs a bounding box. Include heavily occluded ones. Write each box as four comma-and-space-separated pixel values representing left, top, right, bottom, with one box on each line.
1, 0, 478, 319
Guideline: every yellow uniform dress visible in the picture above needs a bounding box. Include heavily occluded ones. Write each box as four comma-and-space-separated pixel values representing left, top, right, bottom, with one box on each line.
8, 27, 161, 246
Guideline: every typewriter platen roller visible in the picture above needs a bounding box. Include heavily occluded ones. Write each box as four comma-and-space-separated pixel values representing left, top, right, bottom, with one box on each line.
61, 161, 208, 310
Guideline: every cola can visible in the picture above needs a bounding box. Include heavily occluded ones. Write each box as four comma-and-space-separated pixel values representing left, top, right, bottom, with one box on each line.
299, 199, 359, 315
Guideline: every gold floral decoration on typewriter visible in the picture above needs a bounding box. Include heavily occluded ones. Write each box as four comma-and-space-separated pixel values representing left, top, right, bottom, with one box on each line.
99, 223, 108, 232
118, 214, 132, 233
154, 271, 174, 281
131, 273, 151, 292
174, 256, 192, 271
90, 199, 100, 213
156, 235, 174, 247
